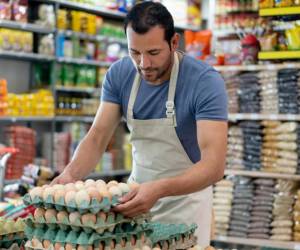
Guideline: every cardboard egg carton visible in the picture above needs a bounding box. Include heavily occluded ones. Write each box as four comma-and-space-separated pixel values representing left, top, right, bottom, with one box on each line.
25, 210, 150, 234
0, 218, 26, 249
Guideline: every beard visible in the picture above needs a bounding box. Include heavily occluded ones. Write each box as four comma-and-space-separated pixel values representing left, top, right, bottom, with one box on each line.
138, 61, 172, 83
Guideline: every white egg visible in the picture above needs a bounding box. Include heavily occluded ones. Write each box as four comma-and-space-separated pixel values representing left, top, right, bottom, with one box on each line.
44, 209, 57, 223
34, 208, 45, 221
75, 190, 91, 206
29, 187, 43, 200
54, 189, 66, 203
118, 183, 130, 194
75, 181, 85, 190
65, 190, 76, 205
42, 187, 55, 201
108, 186, 122, 197
84, 179, 95, 187
69, 211, 80, 224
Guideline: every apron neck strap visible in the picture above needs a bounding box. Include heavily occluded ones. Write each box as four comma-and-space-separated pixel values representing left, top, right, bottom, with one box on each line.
127, 52, 180, 126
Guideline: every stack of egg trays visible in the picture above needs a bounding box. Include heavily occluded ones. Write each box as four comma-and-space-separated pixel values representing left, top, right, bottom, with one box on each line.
25, 224, 152, 250
23, 193, 119, 214
147, 223, 198, 250
0, 218, 26, 249
25, 211, 150, 235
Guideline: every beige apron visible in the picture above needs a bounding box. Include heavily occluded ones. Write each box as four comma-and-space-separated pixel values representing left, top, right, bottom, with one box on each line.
127, 52, 212, 247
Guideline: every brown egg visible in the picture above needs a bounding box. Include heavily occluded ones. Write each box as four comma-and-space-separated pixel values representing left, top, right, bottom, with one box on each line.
34, 208, 45, 221
98, 187, 112, 201
43, 240, 52, 249
98, 212, 107, 222
43, 187, 55, 201
69, 211, 81, 224
131, 236, 136, 246
44, 209, 57, 223
31, 238, 41, 247
54, 242, 62, 250
75, 181, 85, 191
54, 189, 66, 203
65, 190, 77, 205
86, 187, 102, 202
29, 187, 43, 200
75, 190, 91, 206
107, 180, 118, 189
81, 213, 96, 225
120, 238, 126, 247
77, 245, 92, 250
84, 179, 95, 187
57, 211, 69, 223
142, 246, 151, 250
110, 240, 116, 249
65, 243, 74, 250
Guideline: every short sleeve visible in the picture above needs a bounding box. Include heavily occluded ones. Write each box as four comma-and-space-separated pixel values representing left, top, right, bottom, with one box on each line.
101, 65, 121, 105
194, 70, 228, 121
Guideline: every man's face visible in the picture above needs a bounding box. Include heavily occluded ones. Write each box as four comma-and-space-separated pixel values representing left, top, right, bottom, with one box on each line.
126, 25, 177, 83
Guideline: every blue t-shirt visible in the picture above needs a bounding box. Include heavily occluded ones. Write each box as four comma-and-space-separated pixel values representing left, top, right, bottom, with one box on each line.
101, 54, 228, 163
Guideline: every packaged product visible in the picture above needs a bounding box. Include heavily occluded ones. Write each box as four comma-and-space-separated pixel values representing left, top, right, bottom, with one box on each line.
57, 9, 68, 30
286, 25, 300, 50
12, 0, 28, 22
274, 0, 293, 7
0, 0, 11, 20
259, 0, 274, 8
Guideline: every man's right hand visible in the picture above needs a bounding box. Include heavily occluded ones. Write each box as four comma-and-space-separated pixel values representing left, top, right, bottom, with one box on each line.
51, 169, 77, 185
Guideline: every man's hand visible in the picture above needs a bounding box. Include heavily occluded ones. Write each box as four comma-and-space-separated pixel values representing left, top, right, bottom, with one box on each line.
51, 169, 77, 185
114, 181, 163, 217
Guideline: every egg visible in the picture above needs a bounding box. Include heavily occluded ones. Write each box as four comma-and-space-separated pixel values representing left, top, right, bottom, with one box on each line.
84, 179, 95, 187
65, 190, 77, 205
110, 240, 116, 249
53, 184, 64, 191
34, 208, 45, 221
129, 182, 140, 190
42, 184, 50, 190
57, 211, 69, 223
107, 180, 118, 189
65, 183, 76, 192
43, 187, 55, 201
54, 242, 62, 250
108, 186, 122, 197
54, 189, 66, 203
131, 236, 136, 246
65, 243, 74, 250
77, 246, 92, 250
81, 213, 96, 225
99, 188, 112, 201
118, 183, 130, 194
69, 211, 81, 224
31, 238, 41, 247
120, 238, 126, 247
43, 240, 52, 249
29, 187, 43, 200
141, 233, 146, 243
142, 246, 151, 250
75, 181, 85, 190
96, 179, 106, 186
86, 187, 102, 202
75, 190, 90, 206
98, 212, 107, 222
45, 209, 57, 223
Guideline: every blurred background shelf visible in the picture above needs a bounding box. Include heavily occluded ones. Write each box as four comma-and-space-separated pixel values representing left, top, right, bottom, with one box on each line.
259, 6, 300, 16
0, 20, 55, 33
228, 113, 300, 121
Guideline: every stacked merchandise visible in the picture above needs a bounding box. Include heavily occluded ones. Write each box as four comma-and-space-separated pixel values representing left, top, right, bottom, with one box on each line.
270, 180, 297, 241
213, 179, 234, 236
297, 125, 300, 174
24, 180, 199, 249
0, 79, 8, 116
228, 176, 253, 238
262, 121, 298, 174
248, 178, 275, 239
0, 217, 26, 249
259, 70, 279, 114
240, 121, 262, 171
277, 69, 299, 114
42, 132, 71, 172
223, 73, 239, 113
4, 126, 36, 179
226, 125, 244, 170
293, 190, 300, 241
238, 72, 261, 113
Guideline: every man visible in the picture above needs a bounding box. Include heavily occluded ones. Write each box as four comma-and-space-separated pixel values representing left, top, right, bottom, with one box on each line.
53, 2, 227, 246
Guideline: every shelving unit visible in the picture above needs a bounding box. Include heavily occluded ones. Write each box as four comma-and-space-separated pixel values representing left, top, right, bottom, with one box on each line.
214, 63, 300, 72
55, 86, 101, 93
228, 113, 300, 121
213, 235, 300, 250
55, 116, 94, 123
57, 57, 112, 67
0, 51, 55, 61
0, 20, 55, 33
259, 6, 300, 16
0, 117, 54, 122
258, 51, 300, 60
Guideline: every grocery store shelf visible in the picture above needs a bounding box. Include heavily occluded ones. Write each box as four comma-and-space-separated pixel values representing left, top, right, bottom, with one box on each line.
57, 57, 112, 67
213, 235, 300, 250
86, 170, 131, 179
225, 169, 300, 181
4, 179, 20, 185
55, 86, 101, 93
214, 63, 300, 71
0, 116, 54, 122
229, 113, 300, 121
0, 51, 55, 62
258, 50, 300, 60
58, 30, 127, 44
0, 20, 55, 33
259, 6, 300, 16
55, 116, 94, 123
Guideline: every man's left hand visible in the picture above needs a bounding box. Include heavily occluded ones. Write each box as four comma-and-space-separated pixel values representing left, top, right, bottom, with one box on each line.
114, 181, 162, 217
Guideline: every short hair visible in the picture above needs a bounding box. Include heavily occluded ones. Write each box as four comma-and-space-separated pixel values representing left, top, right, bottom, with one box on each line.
124, 2, 175, 46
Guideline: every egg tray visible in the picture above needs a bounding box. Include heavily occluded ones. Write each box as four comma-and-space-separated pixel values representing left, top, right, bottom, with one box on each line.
0, 233, 26, 248
147, 223, 197, 250
23, 193, 121, 214
0, 218, 26, 236
25, 224, 152, 246
25, 212, 150, 234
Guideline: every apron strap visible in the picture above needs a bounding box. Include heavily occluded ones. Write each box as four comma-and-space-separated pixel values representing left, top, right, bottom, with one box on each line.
127, 73, 141, 122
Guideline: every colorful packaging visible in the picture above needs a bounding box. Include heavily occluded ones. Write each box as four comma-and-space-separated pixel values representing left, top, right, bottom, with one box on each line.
12, 0, 28, 22
0, 0, 11, 20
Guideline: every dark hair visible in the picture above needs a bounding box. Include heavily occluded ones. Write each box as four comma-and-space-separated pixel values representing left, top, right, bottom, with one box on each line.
124, 2, 175, 46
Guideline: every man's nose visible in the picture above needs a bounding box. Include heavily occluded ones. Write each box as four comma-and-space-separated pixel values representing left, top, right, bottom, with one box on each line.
139, 54, 151, 69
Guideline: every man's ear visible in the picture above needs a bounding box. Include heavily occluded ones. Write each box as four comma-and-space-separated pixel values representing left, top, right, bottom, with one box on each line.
171, 33, 180, 51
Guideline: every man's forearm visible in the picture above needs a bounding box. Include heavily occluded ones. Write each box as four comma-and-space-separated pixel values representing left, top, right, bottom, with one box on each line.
157, 159, 225, 198
63, 126, 111, 180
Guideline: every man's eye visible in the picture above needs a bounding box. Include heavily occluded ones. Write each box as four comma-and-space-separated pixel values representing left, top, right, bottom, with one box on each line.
131, 51, 140, 55
150, 51, 159, 55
